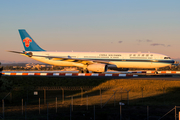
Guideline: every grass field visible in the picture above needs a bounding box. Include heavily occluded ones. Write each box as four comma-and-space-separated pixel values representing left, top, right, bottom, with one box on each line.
1, 76, 180, 119
1, 77, 180, 105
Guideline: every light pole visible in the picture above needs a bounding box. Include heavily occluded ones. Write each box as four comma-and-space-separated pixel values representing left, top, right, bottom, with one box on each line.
119, 102, 125, 120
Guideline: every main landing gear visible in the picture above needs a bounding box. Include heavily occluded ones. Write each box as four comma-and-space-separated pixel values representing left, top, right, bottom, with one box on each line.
79, 68, 89, 73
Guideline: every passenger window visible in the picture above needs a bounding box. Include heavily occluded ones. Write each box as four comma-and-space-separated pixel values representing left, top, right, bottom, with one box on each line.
142, 54, 144, 56
133, 54, 136, 56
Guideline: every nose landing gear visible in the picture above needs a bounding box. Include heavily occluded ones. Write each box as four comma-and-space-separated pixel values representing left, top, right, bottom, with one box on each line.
155, 68, 158, 74
154, 71, 158, 74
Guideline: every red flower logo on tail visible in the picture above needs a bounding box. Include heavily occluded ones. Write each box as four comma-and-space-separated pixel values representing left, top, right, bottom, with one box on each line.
23, 37, 32, 47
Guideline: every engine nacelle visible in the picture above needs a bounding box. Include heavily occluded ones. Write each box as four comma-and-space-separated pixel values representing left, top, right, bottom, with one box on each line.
87, 63, 108, 73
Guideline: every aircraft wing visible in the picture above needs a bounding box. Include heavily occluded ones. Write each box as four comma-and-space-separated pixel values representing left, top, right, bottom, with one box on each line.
36, 55, 113, 65
8, 51, 113, 65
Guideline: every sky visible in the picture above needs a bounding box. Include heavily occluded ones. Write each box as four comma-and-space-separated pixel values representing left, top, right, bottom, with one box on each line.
0, 0, 180, 63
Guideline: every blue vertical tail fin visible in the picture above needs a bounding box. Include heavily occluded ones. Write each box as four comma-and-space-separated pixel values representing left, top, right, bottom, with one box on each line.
19, 29, 45, 51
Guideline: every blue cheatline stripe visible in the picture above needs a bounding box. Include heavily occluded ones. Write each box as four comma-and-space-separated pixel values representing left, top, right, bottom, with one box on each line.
78, 58, 174, 64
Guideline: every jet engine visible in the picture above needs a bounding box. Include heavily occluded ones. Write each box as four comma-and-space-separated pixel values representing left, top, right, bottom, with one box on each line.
87, 63, 108, 73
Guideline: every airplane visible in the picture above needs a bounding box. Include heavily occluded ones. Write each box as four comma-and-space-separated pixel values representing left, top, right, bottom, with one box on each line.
9, 29, 175, 74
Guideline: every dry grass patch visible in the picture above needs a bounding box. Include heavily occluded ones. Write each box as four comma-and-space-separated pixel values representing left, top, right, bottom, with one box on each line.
67, 79, 180, 105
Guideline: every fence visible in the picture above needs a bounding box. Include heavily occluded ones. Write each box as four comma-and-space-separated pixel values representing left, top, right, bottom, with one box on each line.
1, 102, 180, 120
1, 86, 180, 120
2, 86, 131, 106
4, 86, 171, 105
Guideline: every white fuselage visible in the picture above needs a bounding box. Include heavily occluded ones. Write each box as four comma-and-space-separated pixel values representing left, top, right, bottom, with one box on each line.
24, 51, 174, 69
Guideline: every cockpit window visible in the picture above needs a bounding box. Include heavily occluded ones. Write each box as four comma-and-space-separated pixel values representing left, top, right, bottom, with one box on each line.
164, 57, 171, 59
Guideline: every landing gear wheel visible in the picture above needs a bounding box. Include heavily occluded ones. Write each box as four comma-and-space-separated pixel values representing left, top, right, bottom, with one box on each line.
155, 68, 159, 74
83, 69, 89, 73
79, 69, 84, 73
155, 71, 158, 74
79, 69, 89, 73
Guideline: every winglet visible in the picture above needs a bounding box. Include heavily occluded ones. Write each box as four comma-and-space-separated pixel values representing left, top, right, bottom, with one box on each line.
19, 29, 45, 51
